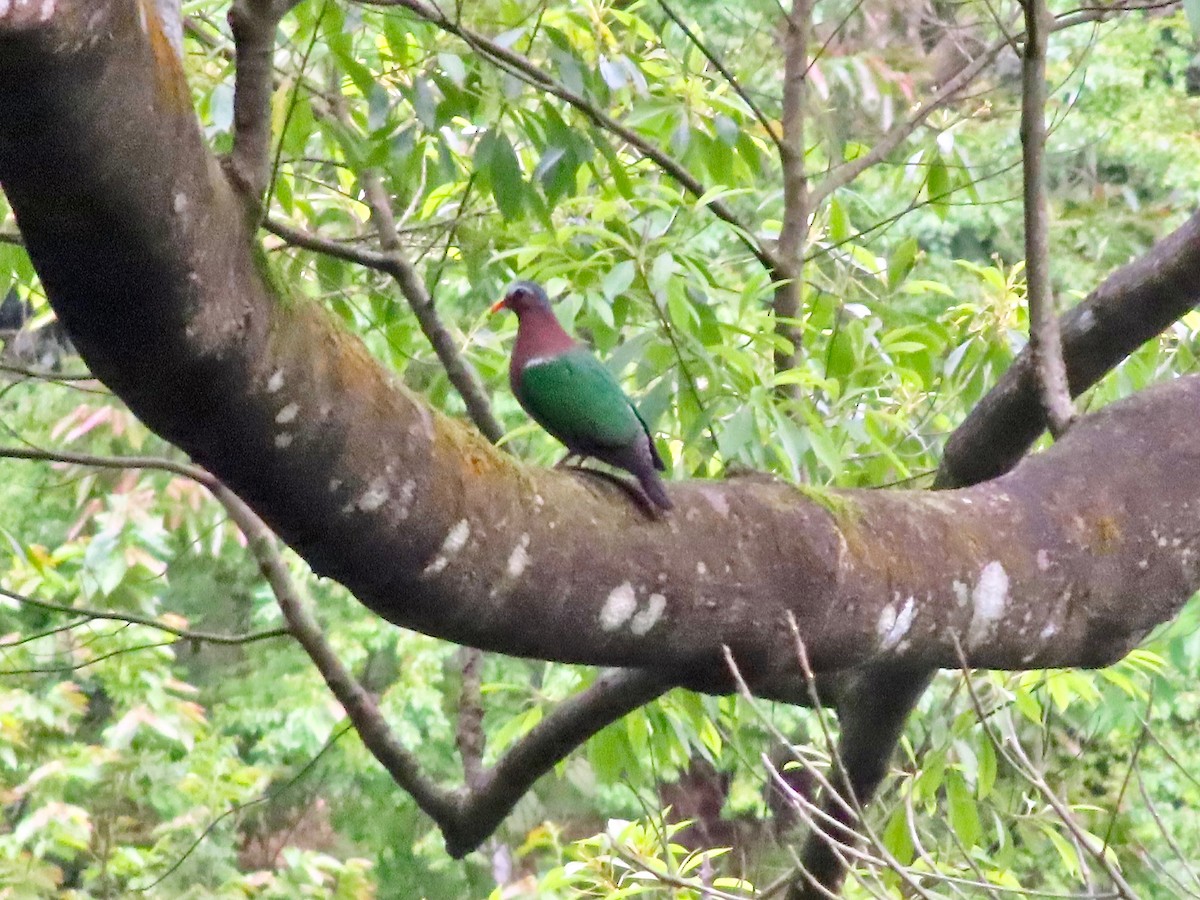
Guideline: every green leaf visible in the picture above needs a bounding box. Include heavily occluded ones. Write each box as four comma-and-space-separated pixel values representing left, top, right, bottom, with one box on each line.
437, 52, 467, 87
946, 770, 983, 847
411, 78, 437, 129
602, 260, 636, 299
593, 133, 634, 200
887, 237, 919, 288
927, 156, 951, 219
976, 735, 997, 800
714, 114, 739, 145
485, 132, 525, 220
670, 117, 691, 157
1185, 0, 1200, 39
828, 197, 851, 244
881, 805, 915, 865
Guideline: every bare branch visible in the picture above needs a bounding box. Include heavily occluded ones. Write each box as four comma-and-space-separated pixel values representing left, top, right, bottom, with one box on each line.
455, 646, 485, 789
0, 585, 287, 644
0, 445, 216, 484
773, 2, 811, 394
265, 216, 394, 267
226, 0, 305, 200
360, 169, 506, 443
1020, 0, 1075, 437
808, 3, 1137, 210
213, 481, 466, 830
0, 362, 99, 384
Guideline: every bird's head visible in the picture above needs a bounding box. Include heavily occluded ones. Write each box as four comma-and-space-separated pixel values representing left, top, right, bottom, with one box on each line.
490, 280, 551, 317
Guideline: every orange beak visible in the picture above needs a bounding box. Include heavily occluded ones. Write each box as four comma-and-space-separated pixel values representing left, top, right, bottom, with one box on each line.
489, 297, 507, 315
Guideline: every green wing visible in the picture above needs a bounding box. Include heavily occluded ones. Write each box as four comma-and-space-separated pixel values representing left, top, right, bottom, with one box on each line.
518, 350, 644, 450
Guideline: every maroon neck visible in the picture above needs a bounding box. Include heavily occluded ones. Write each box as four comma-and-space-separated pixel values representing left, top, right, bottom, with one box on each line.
512, 305, 577, 374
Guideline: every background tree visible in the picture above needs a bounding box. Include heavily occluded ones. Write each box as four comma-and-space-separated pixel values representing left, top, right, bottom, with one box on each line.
3, 1, 1200, 898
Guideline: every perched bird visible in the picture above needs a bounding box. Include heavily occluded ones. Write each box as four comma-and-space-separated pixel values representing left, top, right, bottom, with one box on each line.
490, 280, 672, 511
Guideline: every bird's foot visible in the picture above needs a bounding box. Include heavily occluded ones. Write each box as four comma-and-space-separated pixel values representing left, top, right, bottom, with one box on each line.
566, 467, 666, 520
554, 452, 583, 469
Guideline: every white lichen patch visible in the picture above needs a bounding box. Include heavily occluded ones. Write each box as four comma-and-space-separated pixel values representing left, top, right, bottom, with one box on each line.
267, 369, 285, 393
952, 580, 970, 608
329, 478, 342, 493
696, 561, 708, 576
631, 593, 667, 636
1036, 549, 1050, 571
967, 561, 1009, 649
1040, 622, 1058, 640
506, 534, 531, 579
422, 519, 472, 578
600, 582, 638, 631
173, 192, 188, 215
274, 433, 293, 449
397, 479, 416, 518
700, 488, 730, 518
275, 402, 300, 425
356, 478, 390, 513
878, 596, 916, 651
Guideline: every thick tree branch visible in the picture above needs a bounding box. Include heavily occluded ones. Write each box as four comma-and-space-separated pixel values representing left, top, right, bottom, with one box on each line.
0, 445, 667, 857
1020, 0, 1075, 438
935, 206, 1200, 488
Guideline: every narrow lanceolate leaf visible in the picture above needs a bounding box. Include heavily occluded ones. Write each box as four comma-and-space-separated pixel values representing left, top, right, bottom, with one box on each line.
484, 132, 525, 221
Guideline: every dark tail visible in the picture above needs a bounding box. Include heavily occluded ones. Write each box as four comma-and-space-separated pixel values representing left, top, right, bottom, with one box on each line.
638, 467, 673, 511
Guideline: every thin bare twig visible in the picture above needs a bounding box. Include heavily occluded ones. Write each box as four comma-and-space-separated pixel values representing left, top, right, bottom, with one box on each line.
0, 362, 99, 383
773, 1, 811, 396
656, 0, 784, 153
455, 646, 485, 789
952, 641, 1140, 899
0, 586, 287, 645
0, 446, 215, 484
1020, 0, 1075, 437
360, 169, 505, 443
